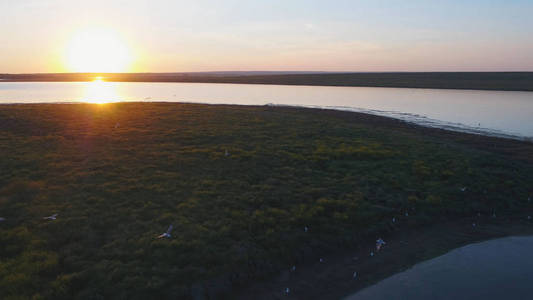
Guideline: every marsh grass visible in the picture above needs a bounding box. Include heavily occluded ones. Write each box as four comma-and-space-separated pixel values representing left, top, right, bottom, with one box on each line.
0, 103, 531, 299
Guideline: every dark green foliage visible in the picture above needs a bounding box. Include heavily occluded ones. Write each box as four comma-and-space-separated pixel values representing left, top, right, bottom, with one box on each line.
0, 103, 532, 299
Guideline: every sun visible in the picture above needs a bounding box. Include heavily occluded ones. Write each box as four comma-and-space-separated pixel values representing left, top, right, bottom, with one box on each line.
64, 28, 133, 73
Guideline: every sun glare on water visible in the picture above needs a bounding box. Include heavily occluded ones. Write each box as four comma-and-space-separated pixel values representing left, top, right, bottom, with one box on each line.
83, 77, 121, 104
64, 28, 133, 73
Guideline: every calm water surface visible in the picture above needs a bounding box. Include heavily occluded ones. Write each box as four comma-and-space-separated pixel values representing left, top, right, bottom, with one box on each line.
345, 236, 533, 300
1, 82, 532, 139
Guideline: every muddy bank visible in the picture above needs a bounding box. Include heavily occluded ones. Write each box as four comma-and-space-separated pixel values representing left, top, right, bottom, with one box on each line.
232, 215, 533, 299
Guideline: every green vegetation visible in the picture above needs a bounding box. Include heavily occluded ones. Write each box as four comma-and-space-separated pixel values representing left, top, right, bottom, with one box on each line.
0, 103, 532, 299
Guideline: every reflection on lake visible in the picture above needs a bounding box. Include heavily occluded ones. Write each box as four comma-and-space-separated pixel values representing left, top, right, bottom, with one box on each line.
83, 79, 121, 104
0, 82, 532, 139
345, 236, 533, 300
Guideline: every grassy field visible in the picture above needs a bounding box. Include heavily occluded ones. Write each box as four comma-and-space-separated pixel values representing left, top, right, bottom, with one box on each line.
0, 103, 532, 299
2, 72, 533, 91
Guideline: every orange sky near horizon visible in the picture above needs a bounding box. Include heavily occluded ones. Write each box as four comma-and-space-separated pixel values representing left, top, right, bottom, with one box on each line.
1, 0, 533, 73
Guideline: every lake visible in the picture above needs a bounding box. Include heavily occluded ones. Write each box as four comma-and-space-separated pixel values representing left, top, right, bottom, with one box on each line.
345, 236, 533, 300
1, 81, 532, 140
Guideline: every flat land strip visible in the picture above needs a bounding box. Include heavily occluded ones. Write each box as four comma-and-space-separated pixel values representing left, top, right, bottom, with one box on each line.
2, 72, 533, 91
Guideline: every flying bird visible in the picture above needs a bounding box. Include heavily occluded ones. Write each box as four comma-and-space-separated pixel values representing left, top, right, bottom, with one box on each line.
460, 187, 467, 192
376, 238, 386, 251
158, 225, 173, 238
43, 214, 58, 220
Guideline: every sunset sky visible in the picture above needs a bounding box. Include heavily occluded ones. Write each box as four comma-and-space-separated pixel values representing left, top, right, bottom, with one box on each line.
1, 0, 533, 73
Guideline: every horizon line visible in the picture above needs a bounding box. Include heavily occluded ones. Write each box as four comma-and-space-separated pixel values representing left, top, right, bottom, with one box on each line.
2, 70, 533, 75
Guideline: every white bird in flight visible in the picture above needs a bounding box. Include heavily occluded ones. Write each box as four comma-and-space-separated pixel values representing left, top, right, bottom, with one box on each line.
376, 238, 386, 251
43, 214, 58, 220
460, 187, 467, 192
158, 225, 173, 238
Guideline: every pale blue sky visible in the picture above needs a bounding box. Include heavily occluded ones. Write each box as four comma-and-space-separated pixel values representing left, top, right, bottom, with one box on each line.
1, 0, 532, 72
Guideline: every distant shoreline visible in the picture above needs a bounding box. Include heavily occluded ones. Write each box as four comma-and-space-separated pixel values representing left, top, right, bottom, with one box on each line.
1, 72, 533, 91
